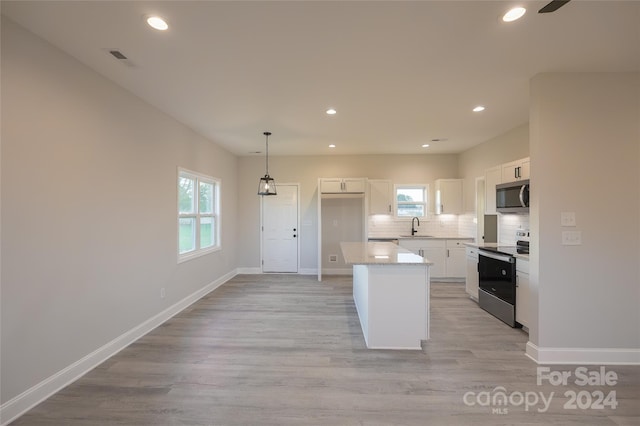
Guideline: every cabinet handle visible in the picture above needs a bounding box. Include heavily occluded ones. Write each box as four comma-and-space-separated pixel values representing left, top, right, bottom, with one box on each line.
388, 204, 391, 213
447, 249, 450, 257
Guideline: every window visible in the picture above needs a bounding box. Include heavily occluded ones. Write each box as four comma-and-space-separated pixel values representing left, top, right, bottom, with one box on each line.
178, 169, 220, 261
395, 185, 428, 218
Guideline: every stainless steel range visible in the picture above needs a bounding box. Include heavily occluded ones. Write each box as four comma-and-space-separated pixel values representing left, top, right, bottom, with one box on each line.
478, 231, 529, 327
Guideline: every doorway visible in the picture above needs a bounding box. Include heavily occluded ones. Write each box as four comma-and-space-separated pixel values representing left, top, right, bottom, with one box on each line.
261, 184, 299, 273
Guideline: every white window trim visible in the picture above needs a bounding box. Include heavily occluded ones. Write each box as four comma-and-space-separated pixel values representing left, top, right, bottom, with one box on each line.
178, 168, 221, 263
394, 184, 430, 220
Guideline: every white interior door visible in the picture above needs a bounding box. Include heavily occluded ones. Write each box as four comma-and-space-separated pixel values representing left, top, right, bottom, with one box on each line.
262, 184, 299, 273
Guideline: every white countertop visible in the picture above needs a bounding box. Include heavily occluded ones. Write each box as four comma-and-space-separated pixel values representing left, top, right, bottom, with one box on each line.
368, 234, 473, 240
464, 242, 530, 261
340, 242, 433, 265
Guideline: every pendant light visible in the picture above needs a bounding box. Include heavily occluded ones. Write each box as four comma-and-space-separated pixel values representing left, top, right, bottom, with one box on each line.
257, 131, 277, 196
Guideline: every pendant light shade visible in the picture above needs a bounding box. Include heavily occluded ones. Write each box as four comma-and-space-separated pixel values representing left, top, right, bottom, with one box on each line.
257, 131, 277, 196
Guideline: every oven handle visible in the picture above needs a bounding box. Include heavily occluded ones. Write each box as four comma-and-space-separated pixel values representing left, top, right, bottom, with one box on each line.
479, 250, 515, 263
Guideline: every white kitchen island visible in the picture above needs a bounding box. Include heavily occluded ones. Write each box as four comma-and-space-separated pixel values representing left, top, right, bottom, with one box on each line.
340, 242, 433, 350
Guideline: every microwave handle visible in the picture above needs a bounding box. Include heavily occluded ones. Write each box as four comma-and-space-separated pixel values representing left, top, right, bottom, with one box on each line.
519, 185, 527, 207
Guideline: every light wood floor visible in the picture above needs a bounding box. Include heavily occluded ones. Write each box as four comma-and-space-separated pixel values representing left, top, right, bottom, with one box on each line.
11, 275, 639, 425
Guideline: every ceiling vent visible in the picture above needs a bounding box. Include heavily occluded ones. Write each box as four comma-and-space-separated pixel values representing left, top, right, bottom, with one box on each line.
104, 48, 135, 67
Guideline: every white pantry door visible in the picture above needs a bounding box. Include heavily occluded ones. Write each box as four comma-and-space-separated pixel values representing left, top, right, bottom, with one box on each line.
262, 184, 298, 273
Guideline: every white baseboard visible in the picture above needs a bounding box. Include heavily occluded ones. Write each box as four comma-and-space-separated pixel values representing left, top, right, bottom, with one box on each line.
236, 267, 318, 275
322, 268, 353, 275
235, 267, 262, 274
526, 341, 640, 365
0, 269, 237, 426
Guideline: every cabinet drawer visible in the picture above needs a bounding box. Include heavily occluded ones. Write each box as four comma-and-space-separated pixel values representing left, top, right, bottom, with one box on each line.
420, 239, 446, 248
516, 258, 530, 273
466, 246, 479, 259
446, 239, 472, 248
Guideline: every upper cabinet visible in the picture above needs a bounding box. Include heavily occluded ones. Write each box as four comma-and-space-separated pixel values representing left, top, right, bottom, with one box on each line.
320, 178, 366, 194
485, 157, 530, 214
368, 179, 393, 215
501, 158, 530, 182
435, 179, 463, 214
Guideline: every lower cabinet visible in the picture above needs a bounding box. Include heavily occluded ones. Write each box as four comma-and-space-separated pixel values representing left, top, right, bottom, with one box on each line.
398, 238, 472, 279
516, 258, 531, 328
465, 246, 479, 300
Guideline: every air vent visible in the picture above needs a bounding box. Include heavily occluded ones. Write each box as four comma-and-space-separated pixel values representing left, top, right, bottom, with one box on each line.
103, 48, 135, 67
109, 50, 127, 60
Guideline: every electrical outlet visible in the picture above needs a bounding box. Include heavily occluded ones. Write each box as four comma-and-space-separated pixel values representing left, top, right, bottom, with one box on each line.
329, 255, 338, 262
160, 287, 166, 298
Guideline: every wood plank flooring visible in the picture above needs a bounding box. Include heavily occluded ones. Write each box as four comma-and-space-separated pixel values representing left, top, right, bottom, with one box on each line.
11, 275, 639, 425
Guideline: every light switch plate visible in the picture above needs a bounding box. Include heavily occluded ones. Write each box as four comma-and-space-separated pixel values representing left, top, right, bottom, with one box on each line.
562, 230, 582, 245
561, 211, 576, 227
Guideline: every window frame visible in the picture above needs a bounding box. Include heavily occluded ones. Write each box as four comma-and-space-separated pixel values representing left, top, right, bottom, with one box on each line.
394, 184, 429, 219
178, 168, 221, 263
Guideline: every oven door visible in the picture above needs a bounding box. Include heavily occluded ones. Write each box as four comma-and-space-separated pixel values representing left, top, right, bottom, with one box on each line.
478, 251, 516, 305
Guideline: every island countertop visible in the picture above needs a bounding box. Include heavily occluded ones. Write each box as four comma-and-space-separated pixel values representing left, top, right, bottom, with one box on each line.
340, 242, 433, 265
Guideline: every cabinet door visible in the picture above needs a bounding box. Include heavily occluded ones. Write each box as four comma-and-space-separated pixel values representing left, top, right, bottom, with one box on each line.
484, 166, 501, 214
519, 158, 530, 180
465, 253, 479, 300
446, 247, 467, 277
397, 239, 422, 255
435, 179, 463, 214
320, 178, 344, 193
516, 258, 530, 327
422, 247, 446, 278
369, 180, 393, 215
343, 178, 365, 193
501, 161, 520, 183
516, 272, 530, 328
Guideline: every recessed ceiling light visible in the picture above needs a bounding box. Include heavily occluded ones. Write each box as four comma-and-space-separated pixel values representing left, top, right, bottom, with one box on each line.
146, 16, 169, 31
422, 144, 430, 148
329, 144, 336, 148
502, 7, 526, 22
473, 105, 486, 112
326, 108, 337, 115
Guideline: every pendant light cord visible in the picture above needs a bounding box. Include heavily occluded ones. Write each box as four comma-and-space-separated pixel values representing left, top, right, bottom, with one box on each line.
264, 131, 271, 176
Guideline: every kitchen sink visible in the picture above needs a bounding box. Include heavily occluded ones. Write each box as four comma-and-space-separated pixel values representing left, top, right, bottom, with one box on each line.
399, 235, 434, 238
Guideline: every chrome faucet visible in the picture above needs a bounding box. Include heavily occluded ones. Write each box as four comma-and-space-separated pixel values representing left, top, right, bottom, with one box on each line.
411, 217, 420, 236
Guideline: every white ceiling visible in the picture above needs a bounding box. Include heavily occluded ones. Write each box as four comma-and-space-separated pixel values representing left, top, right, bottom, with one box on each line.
2, 1, 639, 156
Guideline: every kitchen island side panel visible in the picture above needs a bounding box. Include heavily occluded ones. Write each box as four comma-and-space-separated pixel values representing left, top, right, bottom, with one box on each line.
353, 264, 430, 350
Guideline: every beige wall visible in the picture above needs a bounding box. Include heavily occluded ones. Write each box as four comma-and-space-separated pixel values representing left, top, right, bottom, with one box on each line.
529, 72, 640, 356
458, 123, 529, 212
237, 154, 458, 271
1, 17, 238, 403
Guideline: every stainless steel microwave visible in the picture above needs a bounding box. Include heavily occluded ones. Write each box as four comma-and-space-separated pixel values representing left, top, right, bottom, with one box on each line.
496, 180, 529, 213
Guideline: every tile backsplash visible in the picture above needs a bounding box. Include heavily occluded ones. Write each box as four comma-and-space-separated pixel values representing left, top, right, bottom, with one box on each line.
368, 214, 459, 238
367, 212, 529, 245
498, 214, 530, 245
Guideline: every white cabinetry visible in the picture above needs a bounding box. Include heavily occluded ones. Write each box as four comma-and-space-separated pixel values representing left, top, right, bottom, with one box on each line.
446, 240, 467, 278
369, 179, 393, 215
320, 178, 366, 194
465, 247, 479, 301
516, 258, 531, 329
501, 158, 530, 182
398, 238, 472, 279
435, 179, 463, 214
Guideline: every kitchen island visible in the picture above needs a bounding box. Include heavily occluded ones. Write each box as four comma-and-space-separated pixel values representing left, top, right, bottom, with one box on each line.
340, 242, 433, 350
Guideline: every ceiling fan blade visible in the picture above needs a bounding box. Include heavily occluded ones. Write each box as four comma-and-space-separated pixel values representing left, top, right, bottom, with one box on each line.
538, 0, 571, 13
